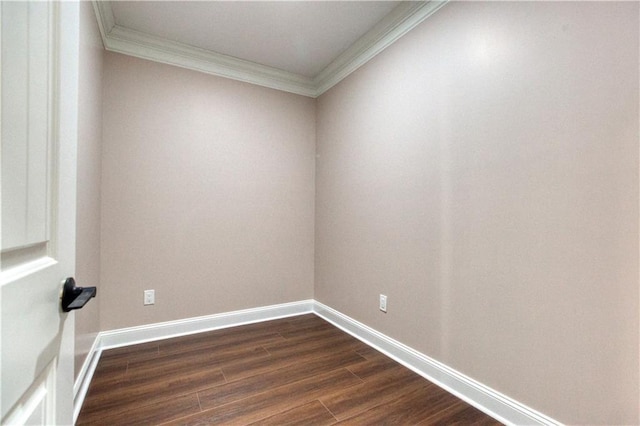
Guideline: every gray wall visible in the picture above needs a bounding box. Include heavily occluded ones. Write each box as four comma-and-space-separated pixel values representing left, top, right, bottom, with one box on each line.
100, 52, 316, 330
78, 2, 639, 423
315, 2, 638, 424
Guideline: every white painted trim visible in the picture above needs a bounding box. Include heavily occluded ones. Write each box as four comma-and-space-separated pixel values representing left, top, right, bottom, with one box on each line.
72, 335, 101, 424
72, 299, 559, 426
92, 0, 114, 38
99, 299, 314, 349
90, 1, 447, 98
313, 1, 448, 96
312, 301, 561, 426
103, 25, 318, 98
72, 300, 314, 419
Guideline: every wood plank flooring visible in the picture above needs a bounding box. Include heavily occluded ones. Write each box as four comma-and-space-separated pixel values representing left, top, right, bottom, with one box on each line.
77, 314, 502, 425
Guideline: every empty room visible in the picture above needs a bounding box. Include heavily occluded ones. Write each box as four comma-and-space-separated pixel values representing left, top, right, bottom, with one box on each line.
1, 1, 638, 425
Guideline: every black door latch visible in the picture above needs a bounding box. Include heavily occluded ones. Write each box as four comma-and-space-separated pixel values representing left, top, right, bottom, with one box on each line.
60, 277, 96, 312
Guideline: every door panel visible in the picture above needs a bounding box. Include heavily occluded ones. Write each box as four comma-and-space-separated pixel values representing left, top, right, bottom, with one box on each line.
2, 361, 55, 425
1, 2, 79, 424
2, 1, 50, 251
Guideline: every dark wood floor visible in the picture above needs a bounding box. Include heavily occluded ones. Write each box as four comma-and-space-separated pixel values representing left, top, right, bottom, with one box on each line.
77, 314, 501, 425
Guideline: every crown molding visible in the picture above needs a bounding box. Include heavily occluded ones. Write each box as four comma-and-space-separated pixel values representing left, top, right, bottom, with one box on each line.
92, 1, 447, 98
91, 0, 114, 43
107, 24, 317, 96
313, 1, 447, 96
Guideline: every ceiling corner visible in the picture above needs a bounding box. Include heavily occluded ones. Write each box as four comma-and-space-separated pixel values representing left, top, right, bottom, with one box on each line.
91, 1, 448, 98
314, 0, 449, 97
92, 1, 115, 46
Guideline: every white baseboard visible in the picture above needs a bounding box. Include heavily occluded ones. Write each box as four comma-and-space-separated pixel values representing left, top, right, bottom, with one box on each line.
312, 301, 561, 426
98, 300, 314, 349
72, 334, 102, 424
72, 299, 314, 422
73, 299, 559, 426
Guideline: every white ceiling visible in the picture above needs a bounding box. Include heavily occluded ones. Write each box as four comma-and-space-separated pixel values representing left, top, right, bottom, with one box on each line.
110, 1, 398, 78
93, 1, 447, 97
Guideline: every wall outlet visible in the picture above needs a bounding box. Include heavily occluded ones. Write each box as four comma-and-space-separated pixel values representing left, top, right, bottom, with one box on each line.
379, 294, 387, 313
144, 289, 155, 305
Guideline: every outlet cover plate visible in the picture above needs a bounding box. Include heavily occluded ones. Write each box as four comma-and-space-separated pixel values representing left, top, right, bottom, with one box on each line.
144, 289, 155, 305
379, 294, 387, 312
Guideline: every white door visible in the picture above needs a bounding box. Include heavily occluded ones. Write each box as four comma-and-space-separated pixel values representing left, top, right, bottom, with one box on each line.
1, 1, 79, 425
